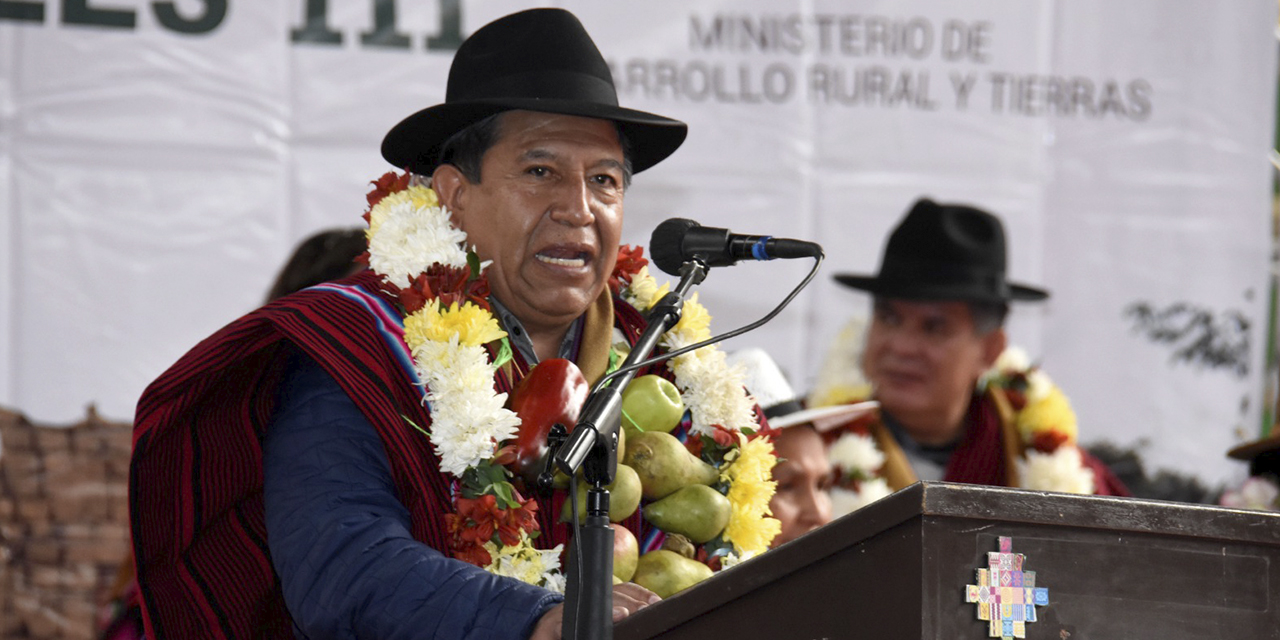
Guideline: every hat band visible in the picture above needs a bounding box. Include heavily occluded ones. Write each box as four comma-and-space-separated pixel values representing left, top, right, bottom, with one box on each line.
452, 69, 620, 106
764, 399, 803, 420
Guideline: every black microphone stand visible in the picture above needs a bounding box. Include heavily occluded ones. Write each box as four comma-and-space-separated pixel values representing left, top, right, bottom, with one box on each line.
543, 259, 708, 640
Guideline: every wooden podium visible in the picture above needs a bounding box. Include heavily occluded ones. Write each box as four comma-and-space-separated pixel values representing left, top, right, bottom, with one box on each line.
615, 482, 1280, 639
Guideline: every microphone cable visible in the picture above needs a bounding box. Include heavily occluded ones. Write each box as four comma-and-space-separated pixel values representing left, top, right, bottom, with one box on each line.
592, 251, 824, 395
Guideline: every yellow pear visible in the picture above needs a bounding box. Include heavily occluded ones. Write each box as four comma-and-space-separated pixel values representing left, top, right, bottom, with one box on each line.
622, 431, 719, 500
641, 484, 731, 544
631, 550, 713, 599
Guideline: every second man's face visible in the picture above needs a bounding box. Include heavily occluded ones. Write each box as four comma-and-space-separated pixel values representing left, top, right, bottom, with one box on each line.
861, 298, 1002, 440
445, 111, 627, 334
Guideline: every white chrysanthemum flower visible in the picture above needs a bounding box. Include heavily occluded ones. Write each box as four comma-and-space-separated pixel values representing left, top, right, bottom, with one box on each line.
484, 538, 566, 592
1018, 446, 1095, 495
1221, 476, 1280, 511
827, 432, 885, 478
541, 570, 567, 594
413, 340, 520, 476
367, 195, 468, 288
718, 549, 760, 571
981, 345, 1035, 390
623, 266, 668, 311
1024, 369, 1054, 402
669, 346, 754, 436
829, 479, 892, 518
994, 346, 1031, 373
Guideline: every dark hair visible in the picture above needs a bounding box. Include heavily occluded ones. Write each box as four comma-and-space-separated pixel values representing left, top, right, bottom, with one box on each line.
265, 227, 367, 302
436, 113, 504, 184
435, 112, 634, 188
969, 300, 1010, 335
871, 297, 1009, 335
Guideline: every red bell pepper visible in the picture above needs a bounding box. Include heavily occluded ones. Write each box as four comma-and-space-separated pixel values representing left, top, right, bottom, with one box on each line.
506, 358, 590, 484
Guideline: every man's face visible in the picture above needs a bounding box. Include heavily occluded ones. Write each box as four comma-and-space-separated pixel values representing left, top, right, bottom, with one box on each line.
768, 426, 834, 548
439, 111, 626, 333
861, 299, 1004, 438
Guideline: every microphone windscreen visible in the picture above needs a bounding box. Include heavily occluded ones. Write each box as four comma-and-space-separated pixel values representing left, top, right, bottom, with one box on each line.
649, 218, 699, 276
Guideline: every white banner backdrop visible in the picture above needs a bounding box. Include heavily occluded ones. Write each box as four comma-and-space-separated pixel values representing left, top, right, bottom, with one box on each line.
0, 1, 1274, 487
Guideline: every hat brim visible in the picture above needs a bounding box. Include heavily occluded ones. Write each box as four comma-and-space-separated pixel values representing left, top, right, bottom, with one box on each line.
1228, 432, 1280, 461
833, 273, 1049, 302
770, 401, 879, 432
381, 98, 688, 175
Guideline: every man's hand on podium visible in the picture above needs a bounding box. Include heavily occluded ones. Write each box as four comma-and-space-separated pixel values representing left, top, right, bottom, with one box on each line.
529, 583, 663, 639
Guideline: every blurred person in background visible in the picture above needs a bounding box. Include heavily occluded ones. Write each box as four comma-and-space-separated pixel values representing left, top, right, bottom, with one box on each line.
812, 198, 1128, 518
729, 349, 875, 548
1220, 428, 1280, 511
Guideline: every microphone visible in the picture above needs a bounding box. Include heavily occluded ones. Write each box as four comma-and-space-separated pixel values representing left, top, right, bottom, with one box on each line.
648, 218, 824, 276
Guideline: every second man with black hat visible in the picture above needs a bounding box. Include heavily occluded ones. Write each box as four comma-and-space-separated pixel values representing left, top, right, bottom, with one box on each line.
817, 198, 1128, 516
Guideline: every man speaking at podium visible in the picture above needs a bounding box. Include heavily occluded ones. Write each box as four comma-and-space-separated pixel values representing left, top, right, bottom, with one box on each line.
131, 9, 686, 639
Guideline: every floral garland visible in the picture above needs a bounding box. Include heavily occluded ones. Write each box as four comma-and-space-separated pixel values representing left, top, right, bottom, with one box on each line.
984, 346, 1096, 495
363, 171, 781, 589
822, 344, 1097, 516
826, 430, 894, 517
363, 171, 563, 591
614, 261, 782, 562
1220, 475, 1280, 511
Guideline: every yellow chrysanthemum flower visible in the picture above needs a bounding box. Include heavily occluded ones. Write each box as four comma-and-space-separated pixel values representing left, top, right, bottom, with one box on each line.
367, 184, 439, 239
721, 434, 781, 555
1016, 385, 1078, 444
671, 294, 712, 343
808, 382, 874, 409
404, 301, 506, 350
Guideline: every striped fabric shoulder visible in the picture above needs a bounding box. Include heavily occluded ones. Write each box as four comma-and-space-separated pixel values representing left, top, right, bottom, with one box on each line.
129, 271, 449, 640
306, 281, 419, 385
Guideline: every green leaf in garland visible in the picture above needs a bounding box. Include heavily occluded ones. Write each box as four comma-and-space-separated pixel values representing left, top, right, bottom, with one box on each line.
606, 346, 622, 375
467, 250, 482, 280
493, 337, 513, 370
402, 415, 431, 438
484, 461, 508, 488
490, 481, 520, 510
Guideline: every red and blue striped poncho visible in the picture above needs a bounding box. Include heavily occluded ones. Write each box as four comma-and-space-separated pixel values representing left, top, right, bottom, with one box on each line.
129, 270, 652, 639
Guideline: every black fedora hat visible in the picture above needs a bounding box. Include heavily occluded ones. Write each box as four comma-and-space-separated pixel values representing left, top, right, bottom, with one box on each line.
834, 198, 1049, 303
381, 8, 687, 175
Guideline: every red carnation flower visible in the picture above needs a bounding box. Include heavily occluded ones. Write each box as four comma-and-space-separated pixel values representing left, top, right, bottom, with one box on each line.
608, 244, 648, 295
1029, 430, 1071, 454
366, 171, 411, 208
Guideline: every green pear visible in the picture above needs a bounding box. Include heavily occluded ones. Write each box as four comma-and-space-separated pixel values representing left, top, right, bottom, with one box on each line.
623, 431, 719, 500
560, 464, 642, 523
612, 523, 639, 583
641, 484, 731, 544
631, 550, 714, 599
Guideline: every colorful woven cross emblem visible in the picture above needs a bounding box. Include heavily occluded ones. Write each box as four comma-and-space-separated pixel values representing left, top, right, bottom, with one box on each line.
964, 537, 1049, 639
